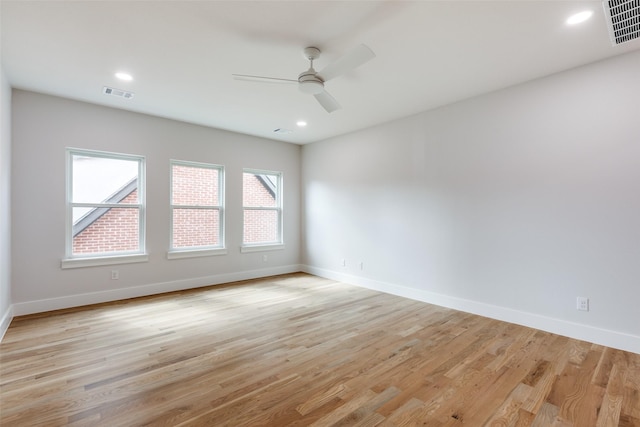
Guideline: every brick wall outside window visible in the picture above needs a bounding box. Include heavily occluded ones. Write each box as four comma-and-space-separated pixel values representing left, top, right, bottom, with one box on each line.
243, 173, 279, 244
172, 209, 220, 248
172, 164, 221, 248
243, 174, 276, 207
243, 208, 278, 243
73, 169, 279, 254
172, 165, 218, 206
73, 190, 139, 254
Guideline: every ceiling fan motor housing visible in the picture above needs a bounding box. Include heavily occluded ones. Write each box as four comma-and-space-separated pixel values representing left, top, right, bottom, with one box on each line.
298, 69, 324, 95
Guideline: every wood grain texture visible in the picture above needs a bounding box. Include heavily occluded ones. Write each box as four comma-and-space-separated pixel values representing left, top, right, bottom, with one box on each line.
1, 273, 639, 426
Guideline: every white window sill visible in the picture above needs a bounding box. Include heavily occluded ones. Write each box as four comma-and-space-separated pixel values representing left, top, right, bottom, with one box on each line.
167, 248, 227, 260
61, 254, 149, 269
240, 244, 284, 253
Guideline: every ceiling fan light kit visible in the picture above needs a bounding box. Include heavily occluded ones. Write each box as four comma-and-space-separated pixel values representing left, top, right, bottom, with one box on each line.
233, 44, 375, 113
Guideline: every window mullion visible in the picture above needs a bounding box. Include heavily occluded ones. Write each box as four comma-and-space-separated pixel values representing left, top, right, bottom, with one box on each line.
72, 202, 142, 209
171, 205, 219, 210
243, 206, 278, 211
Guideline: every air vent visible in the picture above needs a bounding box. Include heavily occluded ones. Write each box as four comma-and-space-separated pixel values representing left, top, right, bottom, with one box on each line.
273, 128, 293, 134
103, 86, 134, 99
604, 0, 640, 45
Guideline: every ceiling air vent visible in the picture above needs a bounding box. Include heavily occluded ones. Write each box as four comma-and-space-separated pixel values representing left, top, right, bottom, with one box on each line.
103, 86, 134, 99
273, 128, 293, 134
603, 0, 640, 45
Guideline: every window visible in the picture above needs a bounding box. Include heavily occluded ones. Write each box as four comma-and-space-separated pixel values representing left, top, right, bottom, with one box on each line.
242, 169, 283, 250
63, 148, 146, 268
169, 160, 225, 258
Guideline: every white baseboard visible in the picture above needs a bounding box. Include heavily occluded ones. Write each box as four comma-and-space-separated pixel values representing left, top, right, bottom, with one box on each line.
12, 264, 303, 317
0, 304, 13, 342
302, 265, 640, 355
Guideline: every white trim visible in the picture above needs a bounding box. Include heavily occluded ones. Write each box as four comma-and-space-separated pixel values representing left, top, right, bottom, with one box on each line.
61, 253, 149, 269
13, 264, 303, 316
0, 304, 13, 342
240, 244, 285, 253
66, 148, 146, 259
302, 265, 640, 355
167, 248, 227, 259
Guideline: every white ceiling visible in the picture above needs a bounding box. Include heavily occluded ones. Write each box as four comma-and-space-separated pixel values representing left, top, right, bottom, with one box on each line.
2, 1, 639, 144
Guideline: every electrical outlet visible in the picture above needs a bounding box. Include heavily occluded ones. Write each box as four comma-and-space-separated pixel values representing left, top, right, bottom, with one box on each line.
111, 270, 119, 280
359, 261, 363, 270
341, 259, 346, 267
262, 255, 268, 262
577, 297, 589, 311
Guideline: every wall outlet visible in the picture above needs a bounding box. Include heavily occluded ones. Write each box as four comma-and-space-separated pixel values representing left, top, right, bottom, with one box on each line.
111, 270, 119, 280
359, 261, 363, 270
262, 255, 268, 262
577, 297, 589, 311
341, 259, 346, 267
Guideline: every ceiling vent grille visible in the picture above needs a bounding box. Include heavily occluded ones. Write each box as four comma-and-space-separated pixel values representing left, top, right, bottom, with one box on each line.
604, 0, 640, 45
103, 86, 134, 99
273, 128, 292, 134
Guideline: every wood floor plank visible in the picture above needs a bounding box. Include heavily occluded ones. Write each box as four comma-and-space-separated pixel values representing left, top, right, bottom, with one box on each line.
550, 350, 605, 426
622, 385, 640, 422
1, 273, 639, 426
513, 408, 536, 427
481, 382, 532, 426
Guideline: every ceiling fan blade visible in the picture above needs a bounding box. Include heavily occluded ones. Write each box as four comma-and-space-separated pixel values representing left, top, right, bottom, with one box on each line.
317, 44, 375, 82
314, 90, 341, 113
232, 74, 297, 84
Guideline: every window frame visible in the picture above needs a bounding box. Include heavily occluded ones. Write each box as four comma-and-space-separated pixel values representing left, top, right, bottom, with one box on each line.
241, 168, 284, 252
62, 148, 147, 269
168, 160, 226, 259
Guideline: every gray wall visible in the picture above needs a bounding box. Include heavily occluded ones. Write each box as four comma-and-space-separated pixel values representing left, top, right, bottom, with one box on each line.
6, 50, 640, 353
0, 65, 12, 338
302, 50, 640, 353
11, 91, 301, 313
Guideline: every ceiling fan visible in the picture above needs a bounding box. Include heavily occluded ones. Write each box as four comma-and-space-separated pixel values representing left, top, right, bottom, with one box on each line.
233, 44, 375, 113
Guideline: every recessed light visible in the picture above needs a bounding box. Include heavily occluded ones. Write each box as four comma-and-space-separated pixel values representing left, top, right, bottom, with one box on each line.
115, 72, 133, 81
566, 10, 593, 25
296, 121, 307, 127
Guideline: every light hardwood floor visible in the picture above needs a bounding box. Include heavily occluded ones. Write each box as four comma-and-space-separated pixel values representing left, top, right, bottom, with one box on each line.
1, 273, 639, 426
